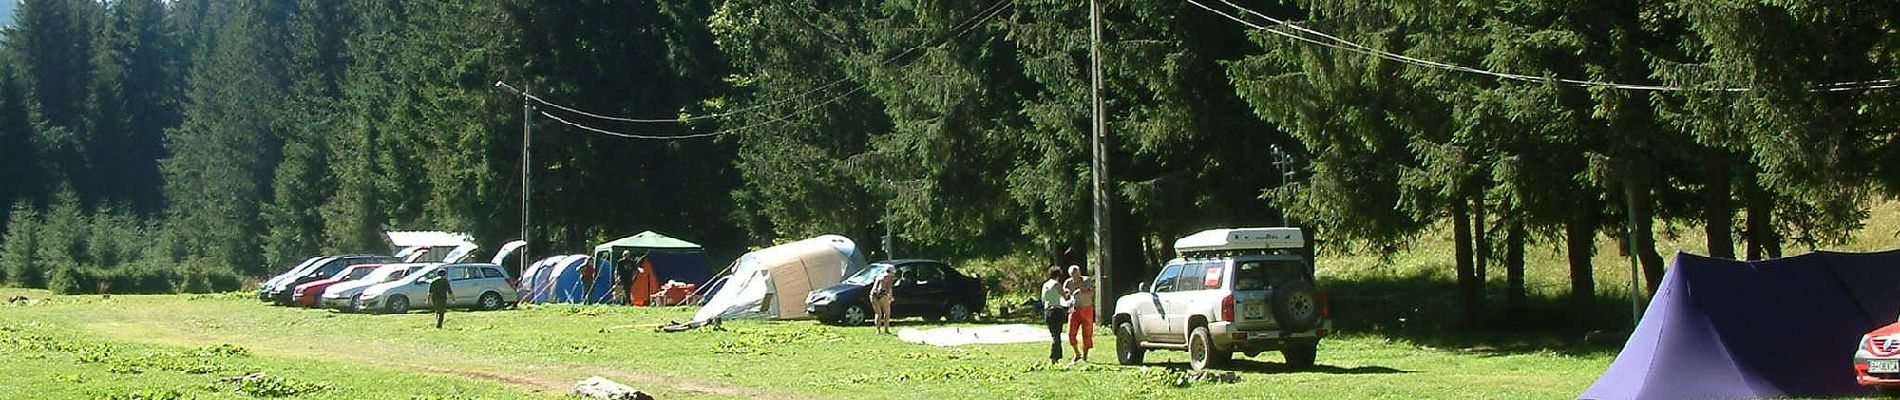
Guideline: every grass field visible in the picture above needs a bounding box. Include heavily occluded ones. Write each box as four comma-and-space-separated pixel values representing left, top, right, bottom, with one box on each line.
0, 287, 1613, 399
11, 201, 1899, 399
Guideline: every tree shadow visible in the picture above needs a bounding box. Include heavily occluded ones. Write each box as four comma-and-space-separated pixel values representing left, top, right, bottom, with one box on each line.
1145, 359, 1411, 375
1319, 271, 1632, 358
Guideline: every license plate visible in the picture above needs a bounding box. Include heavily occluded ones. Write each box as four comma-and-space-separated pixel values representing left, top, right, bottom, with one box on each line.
1244, 305, 1267, 319
1872, 359, 1899, 373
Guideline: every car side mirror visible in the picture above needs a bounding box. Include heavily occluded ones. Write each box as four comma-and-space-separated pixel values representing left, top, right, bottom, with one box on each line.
1137, 282, 1148, 293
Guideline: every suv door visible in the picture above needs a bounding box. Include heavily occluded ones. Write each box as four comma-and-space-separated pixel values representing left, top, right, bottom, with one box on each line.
1142, 263, 1185, 343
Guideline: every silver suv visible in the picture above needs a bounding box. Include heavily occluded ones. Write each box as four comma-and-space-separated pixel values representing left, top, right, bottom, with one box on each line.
1112, 227, 1330, 370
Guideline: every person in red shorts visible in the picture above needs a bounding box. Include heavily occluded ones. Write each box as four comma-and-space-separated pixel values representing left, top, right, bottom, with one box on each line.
1063, 264, 1097, 363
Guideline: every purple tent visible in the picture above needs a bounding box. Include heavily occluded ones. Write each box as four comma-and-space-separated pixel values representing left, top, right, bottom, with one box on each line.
1582, 250, 1900, 399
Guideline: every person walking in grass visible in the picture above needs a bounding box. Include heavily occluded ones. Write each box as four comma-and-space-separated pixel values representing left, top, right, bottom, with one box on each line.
870, 267, 897, 334
430, 269, 452, 329
1064, 264, 1097, 363
1041, 266, 1068, 364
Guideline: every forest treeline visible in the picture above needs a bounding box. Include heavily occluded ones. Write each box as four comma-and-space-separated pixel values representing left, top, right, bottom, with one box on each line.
0, 0, 1895, 324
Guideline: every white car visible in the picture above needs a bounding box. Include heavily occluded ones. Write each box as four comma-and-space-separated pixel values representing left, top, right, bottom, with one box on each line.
1112, 227, 1330, 370
320, 263, 431, 310
259, 256, 325, 301
357, 263, 519, 313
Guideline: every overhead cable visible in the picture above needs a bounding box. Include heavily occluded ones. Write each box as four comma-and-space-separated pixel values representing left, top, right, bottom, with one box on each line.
1189, 0, 1898, 93
524, 0, 1015, 124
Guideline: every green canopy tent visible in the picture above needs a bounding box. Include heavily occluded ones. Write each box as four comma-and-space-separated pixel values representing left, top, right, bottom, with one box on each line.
593, 231, 704, 253
591, 231, 713, 304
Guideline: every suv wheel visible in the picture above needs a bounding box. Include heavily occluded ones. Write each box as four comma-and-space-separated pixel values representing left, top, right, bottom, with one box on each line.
1283, 340, 1318, 369
1115, 321, 1145, 365
1272, 280, 1322, 332
841, 303, 869, 326
479, 292, 503, 311
1188, 326, 1230, 370
385, 295, 410, 314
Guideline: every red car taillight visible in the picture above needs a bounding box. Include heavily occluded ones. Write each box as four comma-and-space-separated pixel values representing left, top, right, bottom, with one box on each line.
1220, 294, 1235, 322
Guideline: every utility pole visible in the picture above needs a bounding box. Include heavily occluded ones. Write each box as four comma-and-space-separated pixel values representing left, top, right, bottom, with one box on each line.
884, 181, 895, 260
495, 80, 533, 272
1089, 0, 1113, 324
1624, 164, 1642, 328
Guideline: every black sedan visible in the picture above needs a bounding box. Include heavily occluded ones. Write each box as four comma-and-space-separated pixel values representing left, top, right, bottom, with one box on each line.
806, 259, 986, 325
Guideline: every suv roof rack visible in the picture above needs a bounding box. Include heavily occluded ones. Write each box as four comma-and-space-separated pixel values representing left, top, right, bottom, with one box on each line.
1175, 227, 1305, 254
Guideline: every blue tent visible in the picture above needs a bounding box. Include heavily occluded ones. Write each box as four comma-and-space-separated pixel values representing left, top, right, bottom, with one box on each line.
518, 255, 609, 304
593, 231, 714, 286
1582, 250, 1900, 399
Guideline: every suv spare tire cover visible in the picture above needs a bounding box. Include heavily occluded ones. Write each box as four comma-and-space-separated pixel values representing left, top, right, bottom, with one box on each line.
1271, 280, 1321, 332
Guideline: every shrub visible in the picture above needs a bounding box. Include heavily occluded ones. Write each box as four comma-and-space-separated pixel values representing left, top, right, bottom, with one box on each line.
2, 203, 41, 288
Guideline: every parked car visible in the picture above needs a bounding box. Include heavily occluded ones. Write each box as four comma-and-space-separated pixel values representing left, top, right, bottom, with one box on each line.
291, 264, 383, 308
264, 255, 400, 305
806, 259, 986, 325
259, 256, 326, 302
321, 263, 429, 311
1112, 227, 1330, 370
1856, 322, 1900, 394
357, 263, 518, 313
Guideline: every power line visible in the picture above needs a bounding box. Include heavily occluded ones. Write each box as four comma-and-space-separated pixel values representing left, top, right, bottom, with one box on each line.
520, 0, 1016, 124
529, 0, 1013, 140
1190, 0, 1898, 93
539, 85, 870, 141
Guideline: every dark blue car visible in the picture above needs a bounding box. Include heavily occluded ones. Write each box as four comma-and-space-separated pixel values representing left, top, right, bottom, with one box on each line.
805, 259, 986, 325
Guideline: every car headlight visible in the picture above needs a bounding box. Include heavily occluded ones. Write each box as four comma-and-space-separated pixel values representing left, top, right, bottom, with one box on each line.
807, 292, 834, 305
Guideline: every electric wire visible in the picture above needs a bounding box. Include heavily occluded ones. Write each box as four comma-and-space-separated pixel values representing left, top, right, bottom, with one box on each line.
522, 0, 1015, 124
1189, 0, 1898, 92
532, 0, 1012, 140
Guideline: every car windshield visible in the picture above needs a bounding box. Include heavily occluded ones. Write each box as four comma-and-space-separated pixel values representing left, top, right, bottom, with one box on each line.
842, 264, 893, 285
1234, 259, 1307, 291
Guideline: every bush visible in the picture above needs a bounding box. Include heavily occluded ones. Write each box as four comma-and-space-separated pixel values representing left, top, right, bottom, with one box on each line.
2, 203, 42, 288
47, 267, 94, 295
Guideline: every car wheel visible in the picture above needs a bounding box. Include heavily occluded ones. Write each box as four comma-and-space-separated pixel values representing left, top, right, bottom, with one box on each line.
945, 303, 973, 323
1283, 340, 1318, 369
1115, 321, 1145, 365
841, 303, 869, 326
386, 295, 410, 314
1188, 326, 1229, 371
479, 292, 503, 311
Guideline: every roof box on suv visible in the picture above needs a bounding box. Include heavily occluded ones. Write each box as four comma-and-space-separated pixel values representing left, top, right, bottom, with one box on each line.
1175, 227, 1305, 254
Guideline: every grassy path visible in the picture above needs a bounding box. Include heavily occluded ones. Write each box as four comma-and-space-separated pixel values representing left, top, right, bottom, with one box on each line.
2, 289, 1614, 399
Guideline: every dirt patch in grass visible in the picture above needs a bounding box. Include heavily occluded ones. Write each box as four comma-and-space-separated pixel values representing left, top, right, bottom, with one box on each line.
88, 320, 777, 399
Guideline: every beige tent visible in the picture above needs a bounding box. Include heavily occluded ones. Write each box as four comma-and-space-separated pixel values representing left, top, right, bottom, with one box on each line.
694, 235, 866, 321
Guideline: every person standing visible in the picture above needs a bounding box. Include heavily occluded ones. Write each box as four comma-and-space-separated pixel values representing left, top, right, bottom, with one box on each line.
1063, 264, 1097, 362
870, 267, 897, 334
616, 251, 637, 305
1040, 266, 1068, 364
578, 257, 599, 304
429, 269, 453, 329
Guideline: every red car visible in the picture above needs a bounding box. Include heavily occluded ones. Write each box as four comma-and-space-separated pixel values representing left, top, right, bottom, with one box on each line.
1856, 322, 1900, 394
293, 264, 383, 307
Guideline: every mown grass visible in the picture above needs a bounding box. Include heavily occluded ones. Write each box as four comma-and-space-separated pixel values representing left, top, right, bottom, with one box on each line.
0, 288, 1612, 399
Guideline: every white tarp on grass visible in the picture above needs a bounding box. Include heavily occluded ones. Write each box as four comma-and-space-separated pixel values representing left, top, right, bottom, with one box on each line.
896, 324, 1050, 347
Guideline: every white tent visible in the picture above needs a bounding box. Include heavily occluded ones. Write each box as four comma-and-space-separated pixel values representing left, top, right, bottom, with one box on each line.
693, 235, 866, 322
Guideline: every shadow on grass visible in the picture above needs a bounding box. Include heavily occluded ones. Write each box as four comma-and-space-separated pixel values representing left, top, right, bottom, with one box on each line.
1322, 271, 1633, 358
1143, 359, 1411, 375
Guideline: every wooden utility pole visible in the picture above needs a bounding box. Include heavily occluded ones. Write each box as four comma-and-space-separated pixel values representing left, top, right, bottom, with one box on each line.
1089, 0, 1113, 324
496, 80, 534, 271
